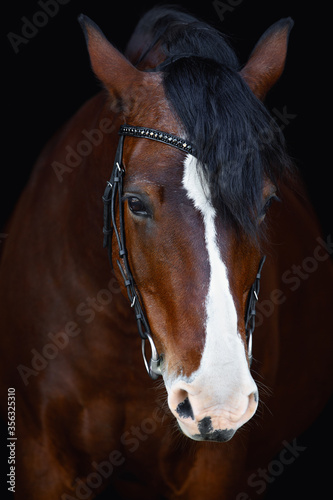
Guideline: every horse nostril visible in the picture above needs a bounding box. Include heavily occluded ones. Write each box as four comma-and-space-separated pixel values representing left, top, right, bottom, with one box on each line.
198, 416, 213, 435
176, 397, 194, 420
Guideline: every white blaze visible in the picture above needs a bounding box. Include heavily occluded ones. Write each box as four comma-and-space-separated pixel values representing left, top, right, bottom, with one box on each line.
165, 154, 256, 415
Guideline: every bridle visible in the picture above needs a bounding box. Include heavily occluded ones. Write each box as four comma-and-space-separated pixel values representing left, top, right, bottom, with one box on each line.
102, 124, 265, 379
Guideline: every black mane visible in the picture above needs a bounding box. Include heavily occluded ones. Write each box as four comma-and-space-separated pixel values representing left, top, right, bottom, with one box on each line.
132, 6, 292, 237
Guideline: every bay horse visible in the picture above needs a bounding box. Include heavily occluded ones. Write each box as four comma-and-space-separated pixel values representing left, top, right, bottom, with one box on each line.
1, 5, 332, 499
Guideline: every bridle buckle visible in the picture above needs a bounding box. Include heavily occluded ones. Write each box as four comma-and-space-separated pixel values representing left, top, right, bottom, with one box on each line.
142, 334, 163, 380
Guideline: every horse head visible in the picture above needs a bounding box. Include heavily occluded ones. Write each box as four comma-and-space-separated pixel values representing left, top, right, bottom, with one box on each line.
79, 14, 292, 442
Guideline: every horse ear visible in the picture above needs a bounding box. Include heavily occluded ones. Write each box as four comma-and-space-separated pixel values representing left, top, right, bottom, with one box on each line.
78, 14, 143, 111
240, 18, 294, 101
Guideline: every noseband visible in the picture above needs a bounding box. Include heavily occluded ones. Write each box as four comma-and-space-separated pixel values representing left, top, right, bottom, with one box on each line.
102, 124, 265, 379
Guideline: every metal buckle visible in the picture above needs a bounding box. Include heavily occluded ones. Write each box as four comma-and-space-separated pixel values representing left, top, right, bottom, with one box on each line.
141, 333, 162, 380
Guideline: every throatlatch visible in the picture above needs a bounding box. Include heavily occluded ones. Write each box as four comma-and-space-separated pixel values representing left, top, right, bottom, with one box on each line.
102, 124, 265, 378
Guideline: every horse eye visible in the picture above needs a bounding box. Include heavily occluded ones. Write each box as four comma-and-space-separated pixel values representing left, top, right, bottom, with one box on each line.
127, 197, 148, 216
263, 197, 274, 213
259, 195, 279, 223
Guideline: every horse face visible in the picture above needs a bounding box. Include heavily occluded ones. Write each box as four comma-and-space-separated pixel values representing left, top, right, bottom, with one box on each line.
80, 14, 291, 441
121, 139, 261, 442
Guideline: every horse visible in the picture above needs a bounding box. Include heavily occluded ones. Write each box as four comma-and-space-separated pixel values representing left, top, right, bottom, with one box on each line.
1, 5, 332, 499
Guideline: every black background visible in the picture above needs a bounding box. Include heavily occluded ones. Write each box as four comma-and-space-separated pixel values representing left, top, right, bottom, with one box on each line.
2, 1, 332, 499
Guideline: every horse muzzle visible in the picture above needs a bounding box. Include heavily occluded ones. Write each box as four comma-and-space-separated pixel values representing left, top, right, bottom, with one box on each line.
167, 380, 259, 442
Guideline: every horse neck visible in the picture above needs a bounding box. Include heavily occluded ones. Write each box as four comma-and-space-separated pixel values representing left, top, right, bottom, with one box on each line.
49, 93, 126, 305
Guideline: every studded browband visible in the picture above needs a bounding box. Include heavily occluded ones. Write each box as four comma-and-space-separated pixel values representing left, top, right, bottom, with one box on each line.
119, 125, 196, 156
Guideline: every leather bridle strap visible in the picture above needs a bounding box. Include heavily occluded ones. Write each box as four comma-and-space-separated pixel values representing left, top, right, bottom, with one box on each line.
102, 130, 166, 379
245, 255, 266, 366
102, 135, 151, 339
111, 162, 152, 342
102, 134, 124, 260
